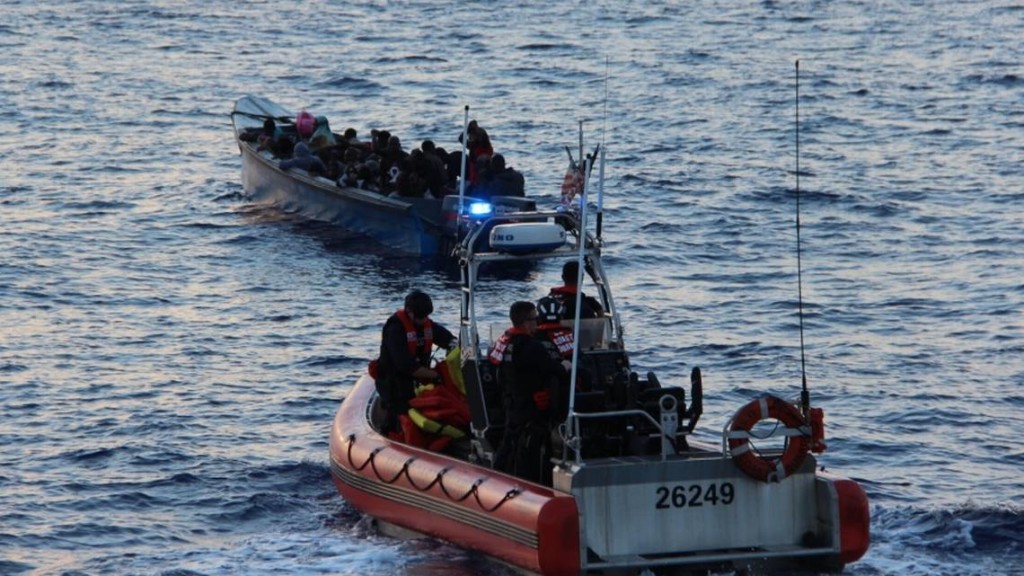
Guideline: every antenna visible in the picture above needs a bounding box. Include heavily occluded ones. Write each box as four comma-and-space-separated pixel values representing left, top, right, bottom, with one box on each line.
457, 105, 470, 249
601, 56, 609, 147
597, 57, 609, 239
795, 61, 810, 418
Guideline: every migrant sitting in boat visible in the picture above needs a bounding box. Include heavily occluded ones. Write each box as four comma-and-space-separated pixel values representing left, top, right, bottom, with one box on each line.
474, 153, 525, 199
278, 141, 326, 176
236, 104, 525, 201
232, 95, 543, 257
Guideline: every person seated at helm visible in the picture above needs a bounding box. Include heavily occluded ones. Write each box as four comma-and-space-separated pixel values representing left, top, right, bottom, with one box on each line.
550, 261, 604, 320
375, 290, 457, 436
488, 301, 570, 484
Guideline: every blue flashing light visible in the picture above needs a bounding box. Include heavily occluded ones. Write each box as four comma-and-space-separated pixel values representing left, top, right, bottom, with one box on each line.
468, 201, 493, 217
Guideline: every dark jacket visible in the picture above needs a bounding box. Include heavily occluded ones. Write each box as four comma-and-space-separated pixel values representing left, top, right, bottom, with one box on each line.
496, 332, 567, 428
486, 167, 525, 197
492, 330, 566, 483
550, 286, 603, 320
376, 312, 455, 431
279, 142, 326, 175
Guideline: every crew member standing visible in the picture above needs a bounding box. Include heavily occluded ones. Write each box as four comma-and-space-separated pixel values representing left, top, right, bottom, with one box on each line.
375, 290, 456, 435
488, 301, 569, 484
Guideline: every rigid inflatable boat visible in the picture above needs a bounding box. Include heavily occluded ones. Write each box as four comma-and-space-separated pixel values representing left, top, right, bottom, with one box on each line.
329, 180, 869, 574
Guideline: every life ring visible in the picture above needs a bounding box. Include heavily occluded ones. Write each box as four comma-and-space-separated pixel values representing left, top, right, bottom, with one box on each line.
727, 395, 809, 483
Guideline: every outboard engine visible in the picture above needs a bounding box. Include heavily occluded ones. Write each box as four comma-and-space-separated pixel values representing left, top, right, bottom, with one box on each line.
621, 368, 704, 456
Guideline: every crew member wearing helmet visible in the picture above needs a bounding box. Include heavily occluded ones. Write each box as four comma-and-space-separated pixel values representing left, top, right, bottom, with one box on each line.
535, 297, 574, 360
376, 290, 456, 435
550, 261, 603, 320
534, 296, 576, 425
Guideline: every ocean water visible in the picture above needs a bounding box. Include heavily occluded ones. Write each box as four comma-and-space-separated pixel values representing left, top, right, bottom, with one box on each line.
1, 1, 1022, 575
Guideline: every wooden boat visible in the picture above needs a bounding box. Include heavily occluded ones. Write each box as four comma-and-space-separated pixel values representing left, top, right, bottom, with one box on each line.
329, 193, 870, 573
231, 95, 536, 256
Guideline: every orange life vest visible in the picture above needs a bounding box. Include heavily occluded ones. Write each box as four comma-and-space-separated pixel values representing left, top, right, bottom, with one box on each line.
395, 309, 433, 356
368, 310, 434, 379
538, 324, 574, 358
487, 326, 529, 365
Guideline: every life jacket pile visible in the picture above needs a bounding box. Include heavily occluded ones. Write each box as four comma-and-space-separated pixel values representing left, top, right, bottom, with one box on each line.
366, 312, 468, 451
396, 346, 470, 452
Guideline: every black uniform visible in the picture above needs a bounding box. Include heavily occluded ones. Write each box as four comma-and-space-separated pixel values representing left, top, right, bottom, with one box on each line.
375, 313, 456, 433
493, 332, 567, 484
550, 286, 603, 320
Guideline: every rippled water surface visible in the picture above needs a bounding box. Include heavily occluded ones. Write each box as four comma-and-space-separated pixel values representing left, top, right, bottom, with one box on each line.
1, 1, 1022, 575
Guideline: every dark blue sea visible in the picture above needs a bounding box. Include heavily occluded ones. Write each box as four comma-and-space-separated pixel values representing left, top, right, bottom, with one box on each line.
2, 1, 1022, 574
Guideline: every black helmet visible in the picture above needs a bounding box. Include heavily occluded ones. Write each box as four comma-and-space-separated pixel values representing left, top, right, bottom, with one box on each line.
562, 260, 581, 285
405, 290, 433, 318
536, 296, 563, 323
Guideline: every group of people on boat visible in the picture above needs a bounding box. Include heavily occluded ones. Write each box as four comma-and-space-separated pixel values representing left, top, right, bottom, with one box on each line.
371, 261, 603, 485
245, 112, 525, 200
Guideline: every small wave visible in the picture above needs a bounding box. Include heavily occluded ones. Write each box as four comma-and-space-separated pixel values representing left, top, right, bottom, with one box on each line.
66, 447, 118, 462
0, 560, 33, 575
314, 76, 384, 92
140, 473, 202, 489
875, 503, 1023, 552
515, 42, 576, 52
58, 199, 136, 211
375, 54, 447, 64
864, 505, 1022, 575
300, 354, 359, 368
965, 73, 1022, 87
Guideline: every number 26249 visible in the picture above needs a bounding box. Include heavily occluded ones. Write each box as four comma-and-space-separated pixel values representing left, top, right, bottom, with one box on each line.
655, 483, 735, 509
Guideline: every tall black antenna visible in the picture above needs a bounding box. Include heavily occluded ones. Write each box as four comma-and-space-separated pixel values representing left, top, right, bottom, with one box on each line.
795, 60, 810, 417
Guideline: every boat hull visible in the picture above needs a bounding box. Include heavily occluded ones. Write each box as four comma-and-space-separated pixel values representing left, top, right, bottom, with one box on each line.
238, 141, 442, 255
329, 376, 869, 575
231, 95, 541, 257
329, 375, 581, 575
555, 452, 868, 573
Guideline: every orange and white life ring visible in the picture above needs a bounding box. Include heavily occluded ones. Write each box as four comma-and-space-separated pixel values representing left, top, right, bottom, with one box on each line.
727, 395, 810, 483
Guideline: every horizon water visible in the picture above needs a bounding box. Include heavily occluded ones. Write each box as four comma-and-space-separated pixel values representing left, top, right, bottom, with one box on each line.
1, 1, 1022, 575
